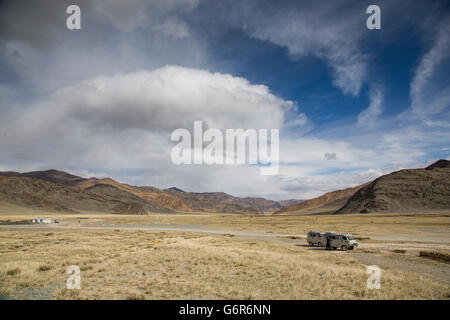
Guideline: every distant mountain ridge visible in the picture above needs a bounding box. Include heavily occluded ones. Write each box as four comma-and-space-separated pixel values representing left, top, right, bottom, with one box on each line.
0, 169, 300, 215
0, 169, 84, 186
164, 188, 300, 214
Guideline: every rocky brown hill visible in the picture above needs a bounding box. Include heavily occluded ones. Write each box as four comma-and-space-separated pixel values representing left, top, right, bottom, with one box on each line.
74, 178, 192, 212
0, 176, 148, 214
425, 159, 450, 170
83, 184, 173, 213
336, 160, 450, 214
274, 183, 369, 215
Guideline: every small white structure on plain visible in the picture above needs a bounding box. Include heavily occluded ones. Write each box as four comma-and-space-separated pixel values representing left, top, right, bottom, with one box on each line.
42, 218, 51, 224
35, 217, 52, 224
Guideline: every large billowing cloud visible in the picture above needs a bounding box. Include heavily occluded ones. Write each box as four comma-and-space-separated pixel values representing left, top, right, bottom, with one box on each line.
0, 66, 294, 184
12, 66, 287, 134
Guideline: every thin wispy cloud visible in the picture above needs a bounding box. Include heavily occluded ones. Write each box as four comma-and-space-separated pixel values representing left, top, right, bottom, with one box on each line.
410, 17, 450, 127
357, 87, 384, 129
226, 0, 369, 97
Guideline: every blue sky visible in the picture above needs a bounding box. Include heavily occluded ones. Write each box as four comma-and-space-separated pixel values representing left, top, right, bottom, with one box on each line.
0, 0, 449, 199
199, 6, 431, 134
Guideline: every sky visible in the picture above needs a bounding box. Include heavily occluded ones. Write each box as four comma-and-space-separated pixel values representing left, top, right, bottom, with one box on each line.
0, 0, 449, 200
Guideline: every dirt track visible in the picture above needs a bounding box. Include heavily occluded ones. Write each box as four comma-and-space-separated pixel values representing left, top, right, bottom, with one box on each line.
1, 222, 448, 244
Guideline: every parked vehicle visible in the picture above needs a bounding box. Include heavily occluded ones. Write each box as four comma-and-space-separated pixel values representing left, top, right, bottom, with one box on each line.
307, 231, 321, 246
307, 231, 336, 247
307, 231, 357, 250
329, 234, 358, 250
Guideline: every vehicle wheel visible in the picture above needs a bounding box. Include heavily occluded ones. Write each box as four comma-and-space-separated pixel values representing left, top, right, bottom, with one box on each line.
342, 245, 348, 251
318, 242, 323, 247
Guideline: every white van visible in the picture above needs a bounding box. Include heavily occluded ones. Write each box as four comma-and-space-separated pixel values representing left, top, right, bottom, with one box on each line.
329, 234, 358, 251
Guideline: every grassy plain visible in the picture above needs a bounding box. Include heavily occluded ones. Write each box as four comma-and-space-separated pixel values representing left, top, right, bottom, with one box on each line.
0, 211, 449, 299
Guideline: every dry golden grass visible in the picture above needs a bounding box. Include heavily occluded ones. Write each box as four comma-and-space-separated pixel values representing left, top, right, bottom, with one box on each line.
0, 228, 449, 300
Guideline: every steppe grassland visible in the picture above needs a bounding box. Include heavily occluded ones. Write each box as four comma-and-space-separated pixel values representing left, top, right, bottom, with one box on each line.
0, 227, 449, 299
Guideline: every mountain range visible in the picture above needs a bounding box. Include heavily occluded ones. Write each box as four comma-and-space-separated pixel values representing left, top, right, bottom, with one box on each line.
0, 170, 301, 215
0, 160, 448, 215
